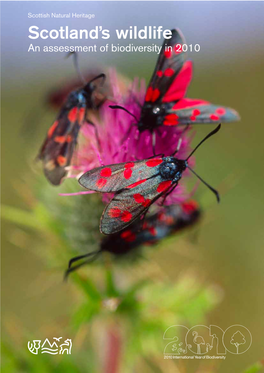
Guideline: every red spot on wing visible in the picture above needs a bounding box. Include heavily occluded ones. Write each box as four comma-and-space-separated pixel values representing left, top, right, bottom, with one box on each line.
108, 208, 121, 218
165, 216, 174, 225
133, 194, 145, 204
124, 168, 133, 179
151, 88, 160, 102
156, 70, 163, 77
125, 162, 135, 168
193, 109, 201, 116
121, 230, 136, 242
146, 159, 163, 167
190, 109, 201, 122
210, 114, 219, 121
48, 121, 58, 138
216, 108, 226, 115
68, 107, 78, 122
142, 198, 151, 207
78, 107, 85, 122
164, 68, 174, 77
158, 212, 165, 221
57, 155, 67, 166
164, 114, 179, 126
142, 222, 149, 229
148, 227, 157, 236
54, 136, 66, 143
157, 180, 172, 193
96, 178, 107, 189
67, 135, 72, 143
182, 200, 199, 214
100, 167, 112, 177
133, 194, 152, 208
121, 211, 133, 223
164, 49, 172, 58
145, 87, 153, 102
127, 179, 147, 189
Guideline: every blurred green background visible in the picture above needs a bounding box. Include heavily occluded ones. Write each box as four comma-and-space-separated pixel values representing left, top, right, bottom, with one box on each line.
1, 2, 264, 372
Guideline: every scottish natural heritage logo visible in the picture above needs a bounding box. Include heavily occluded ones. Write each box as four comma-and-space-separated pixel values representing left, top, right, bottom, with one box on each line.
163, 325, 251, 360
28, 338, 72, 355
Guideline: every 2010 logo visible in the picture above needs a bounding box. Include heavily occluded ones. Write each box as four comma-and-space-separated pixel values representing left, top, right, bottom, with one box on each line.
163, 325, 251, 359
28, 338, 72, 355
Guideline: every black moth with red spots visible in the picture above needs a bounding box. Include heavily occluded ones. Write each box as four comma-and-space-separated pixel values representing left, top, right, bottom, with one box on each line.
101, 199, 201, 253
110, 29, 239, 142
79, 125, 220, 235
65, 200, 201, 277
39, 74, 105, 186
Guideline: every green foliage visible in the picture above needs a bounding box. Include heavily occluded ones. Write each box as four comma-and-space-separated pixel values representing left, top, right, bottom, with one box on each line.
243, 362, 264, 373
1, 174, 225, 372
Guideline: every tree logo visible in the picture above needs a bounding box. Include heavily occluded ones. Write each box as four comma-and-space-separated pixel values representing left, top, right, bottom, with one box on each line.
223, 325, 252, 354
163, 324, 252, 359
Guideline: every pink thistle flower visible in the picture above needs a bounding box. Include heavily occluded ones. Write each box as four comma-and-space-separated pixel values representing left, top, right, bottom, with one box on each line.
69, 69, 194, 205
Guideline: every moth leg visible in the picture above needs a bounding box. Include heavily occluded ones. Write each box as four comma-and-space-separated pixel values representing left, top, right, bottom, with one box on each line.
172, 124, 190, 156
156, 127, 163, 137
146, 152, 164, 159
152, 131, 156, 156
138, 210, 149, 232
161, 183, 178, 205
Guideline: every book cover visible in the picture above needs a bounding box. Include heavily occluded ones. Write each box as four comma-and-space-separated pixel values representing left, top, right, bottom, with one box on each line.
1, 1, 264, 372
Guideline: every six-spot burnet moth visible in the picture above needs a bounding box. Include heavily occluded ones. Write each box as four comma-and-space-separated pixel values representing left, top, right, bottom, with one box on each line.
78, 124, 221, 235
38, 52, 106, 186
110, 29, 239, 153
64, 200, 201, 277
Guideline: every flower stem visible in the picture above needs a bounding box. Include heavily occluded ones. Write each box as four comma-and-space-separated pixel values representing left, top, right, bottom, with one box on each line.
104, 326, 121, 373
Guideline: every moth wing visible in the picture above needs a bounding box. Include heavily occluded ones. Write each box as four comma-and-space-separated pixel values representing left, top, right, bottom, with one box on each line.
162, 60, 192, 103
40, 103, 85, 185
163, 98, 240, 126
144, 29, 187, 103
100, 176, 174, 234
78, 158, 163, 192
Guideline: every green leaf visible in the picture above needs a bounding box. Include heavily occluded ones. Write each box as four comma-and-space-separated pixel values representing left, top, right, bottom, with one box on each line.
73, 302, 100, 328
105, 269, 119, 297
72, 275, 102, 302
243, 362, 264, 373
1, 205, 44, 231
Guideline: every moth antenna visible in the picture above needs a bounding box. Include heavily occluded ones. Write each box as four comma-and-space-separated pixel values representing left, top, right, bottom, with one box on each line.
186, 124, 221, 161
68, 251, 99, 269
66, 51, 86, 85
88, 73, 106, 86
64, 250, 101, 280
109, 105, 139, 123
187, 166, 220, 203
